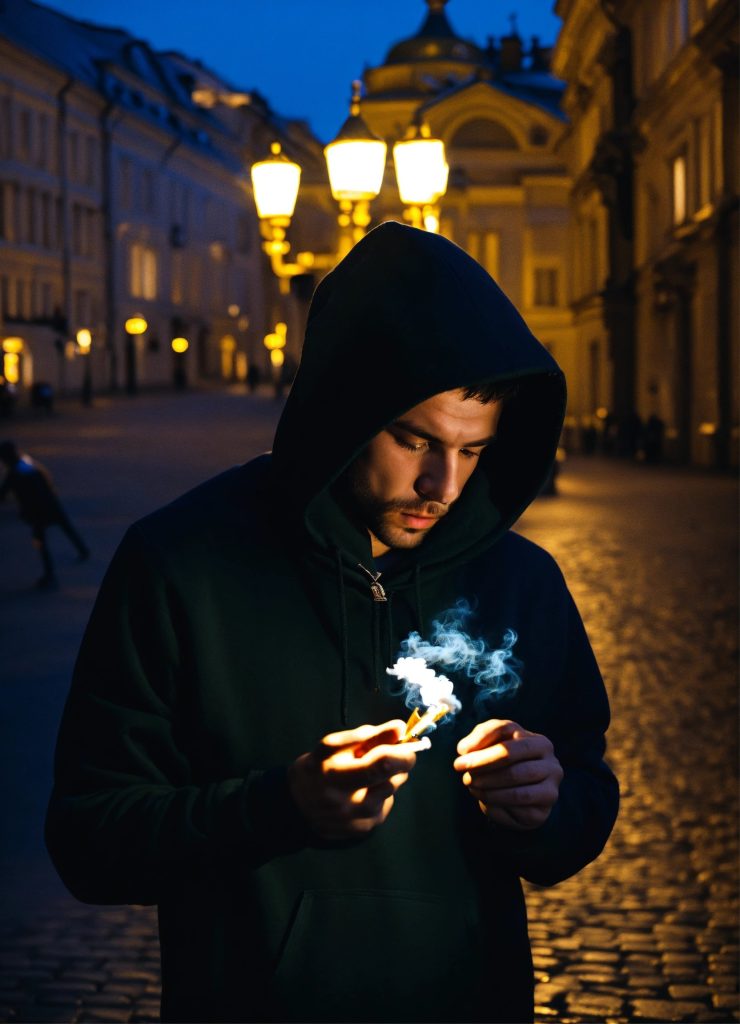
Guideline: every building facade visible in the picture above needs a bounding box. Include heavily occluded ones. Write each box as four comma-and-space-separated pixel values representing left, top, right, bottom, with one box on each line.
0, 0, 331, 400
553, 0, 738, 466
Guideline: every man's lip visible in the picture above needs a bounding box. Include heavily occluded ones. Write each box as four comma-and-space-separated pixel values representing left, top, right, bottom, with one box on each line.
400, 512, 441, 529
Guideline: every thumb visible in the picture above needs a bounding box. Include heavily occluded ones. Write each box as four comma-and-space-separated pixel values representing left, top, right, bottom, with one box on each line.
456, 719, 517, 756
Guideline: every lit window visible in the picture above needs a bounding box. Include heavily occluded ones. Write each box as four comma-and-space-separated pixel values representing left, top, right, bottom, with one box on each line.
672, 153, 687, 224
130, 243, 158, 299
534, 267, 560, 307
466, 231, 499, 280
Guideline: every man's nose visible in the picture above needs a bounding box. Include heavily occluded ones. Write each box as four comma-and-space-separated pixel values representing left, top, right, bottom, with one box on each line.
415, 453, 460, 505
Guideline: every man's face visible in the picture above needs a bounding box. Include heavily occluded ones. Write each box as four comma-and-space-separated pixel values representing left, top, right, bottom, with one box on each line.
345, 389, 503, 557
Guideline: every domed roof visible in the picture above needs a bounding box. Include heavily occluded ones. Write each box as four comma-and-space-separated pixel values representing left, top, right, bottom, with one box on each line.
385, 0, 484, 66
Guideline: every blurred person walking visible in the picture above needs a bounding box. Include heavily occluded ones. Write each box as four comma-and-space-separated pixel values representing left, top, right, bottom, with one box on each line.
0, 440, 89, 589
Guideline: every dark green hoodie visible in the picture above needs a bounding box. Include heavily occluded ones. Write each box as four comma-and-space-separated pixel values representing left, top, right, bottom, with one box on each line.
47, 223, 618, 1024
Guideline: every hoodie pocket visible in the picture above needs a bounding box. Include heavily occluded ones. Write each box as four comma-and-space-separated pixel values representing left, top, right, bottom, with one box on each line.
271, 888, 479, 1023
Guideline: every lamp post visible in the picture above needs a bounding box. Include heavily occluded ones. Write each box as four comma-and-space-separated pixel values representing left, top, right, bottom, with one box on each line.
76, 328, 93, 406
392, 117, 449, 233
250, 82, 448, 285
264, 321, 287, 397
124, 316, 147, 395
171, 335, 189, 391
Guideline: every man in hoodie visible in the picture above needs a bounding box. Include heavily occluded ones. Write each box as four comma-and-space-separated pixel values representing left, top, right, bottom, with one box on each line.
47, 223, 618, 1024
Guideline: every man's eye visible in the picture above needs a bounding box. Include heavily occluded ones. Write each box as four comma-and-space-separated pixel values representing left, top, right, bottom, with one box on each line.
460, 448, 482, 460
394, 436, 427, 453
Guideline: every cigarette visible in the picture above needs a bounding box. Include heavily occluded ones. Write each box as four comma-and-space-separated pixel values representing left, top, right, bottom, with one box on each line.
402, 704, 449, 741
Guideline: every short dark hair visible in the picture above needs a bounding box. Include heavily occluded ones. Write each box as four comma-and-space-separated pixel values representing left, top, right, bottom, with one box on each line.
461, 380, 519, 405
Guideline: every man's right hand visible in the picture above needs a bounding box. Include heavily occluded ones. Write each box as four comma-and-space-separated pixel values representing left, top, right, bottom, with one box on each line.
287, 720, 421, 840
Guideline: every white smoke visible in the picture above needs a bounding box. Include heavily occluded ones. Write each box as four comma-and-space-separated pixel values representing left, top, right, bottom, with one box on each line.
386, 656, 462, 715
388, 600, 523, 722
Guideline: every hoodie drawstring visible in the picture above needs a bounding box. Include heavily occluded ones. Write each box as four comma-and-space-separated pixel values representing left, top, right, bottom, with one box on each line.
334, 552, 423, 723
334, 548, 350, 725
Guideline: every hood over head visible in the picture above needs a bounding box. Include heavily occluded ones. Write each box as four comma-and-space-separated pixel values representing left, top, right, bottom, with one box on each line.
271, 221, 565, 573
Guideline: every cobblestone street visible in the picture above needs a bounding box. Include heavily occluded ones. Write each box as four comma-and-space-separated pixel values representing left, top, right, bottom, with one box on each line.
1, 388, 737, 1024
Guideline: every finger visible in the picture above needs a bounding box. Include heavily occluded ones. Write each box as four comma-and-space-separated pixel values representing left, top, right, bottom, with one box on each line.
456, 719, 520, 756
322, 743, 418, 790
454, 733, 551, 773
320, 720, 406, 754
462, 758, 552, 790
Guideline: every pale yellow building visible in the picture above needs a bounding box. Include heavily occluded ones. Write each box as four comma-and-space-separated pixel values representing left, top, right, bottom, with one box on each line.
553, 0, 738, 465
0, 0, 328, 399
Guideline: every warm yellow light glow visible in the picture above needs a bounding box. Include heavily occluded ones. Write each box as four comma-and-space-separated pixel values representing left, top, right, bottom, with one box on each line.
270, 349, 285, 367
171, 337, 189, 353
220, 334, 236, 352
251, 142, 301, 221
235, 352, 248, 381
324, 138, 387, 202
672, 154, 687, 225
124, 317, 148, 335
393, 136, 448, 205
423, 208, 440, 233
264, 322, 287, 351
2, 337, 24, 354
76, 329, 92, 351
227, 304, 240, 317
324, 81, 387, 202
4, 352, 19, 384
698, 422, 717, 436
595, 407, 609, 420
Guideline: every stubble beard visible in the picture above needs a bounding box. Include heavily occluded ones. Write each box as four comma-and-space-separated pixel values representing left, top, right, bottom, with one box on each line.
344, 469, 447, 551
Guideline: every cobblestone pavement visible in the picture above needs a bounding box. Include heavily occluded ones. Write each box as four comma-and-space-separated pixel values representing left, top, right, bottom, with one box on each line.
1, 389, 737, 1023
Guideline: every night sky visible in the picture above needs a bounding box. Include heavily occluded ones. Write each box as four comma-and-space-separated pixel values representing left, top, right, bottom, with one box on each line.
40, 0, 562, 141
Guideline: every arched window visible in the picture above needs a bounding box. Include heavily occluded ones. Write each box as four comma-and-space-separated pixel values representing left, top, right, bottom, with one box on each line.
449, 118, 519, 150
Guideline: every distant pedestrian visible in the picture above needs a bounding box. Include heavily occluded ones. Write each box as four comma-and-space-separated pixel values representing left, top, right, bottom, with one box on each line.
643, 414, 665, 464
0, 440, 89, 589
246, 363, 261, 394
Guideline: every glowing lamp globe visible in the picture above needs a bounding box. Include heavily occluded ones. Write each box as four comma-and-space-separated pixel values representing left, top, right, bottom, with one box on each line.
76, 329, 92, 351
125, 317, 148, 335
393, 135, 449, 206
324, 82, 387, 202
171, 337, 189, 353
251, 143, 301, 221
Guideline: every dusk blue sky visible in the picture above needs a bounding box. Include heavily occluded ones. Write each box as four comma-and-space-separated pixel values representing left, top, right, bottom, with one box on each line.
41, 0, 563, 141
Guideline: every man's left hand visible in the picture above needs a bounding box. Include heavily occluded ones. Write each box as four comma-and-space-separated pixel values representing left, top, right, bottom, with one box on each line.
453, 719, 563, 831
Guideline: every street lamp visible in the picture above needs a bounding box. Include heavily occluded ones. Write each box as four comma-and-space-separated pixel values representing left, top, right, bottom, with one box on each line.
171, 336, 189, 391
76, 328, 93, 406
124, 316, 147, 395
264, 321, 287, 396
392, 118, 449, 233
250, 81, 448, 285
324, 80, 387, 250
